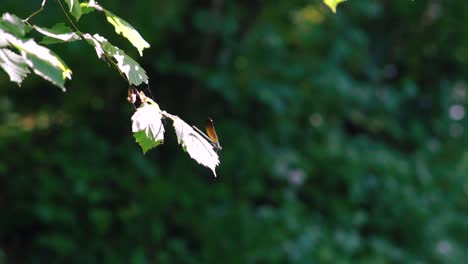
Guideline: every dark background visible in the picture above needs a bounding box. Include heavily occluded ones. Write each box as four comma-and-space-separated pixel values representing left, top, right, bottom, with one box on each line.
1, 0, 467, 263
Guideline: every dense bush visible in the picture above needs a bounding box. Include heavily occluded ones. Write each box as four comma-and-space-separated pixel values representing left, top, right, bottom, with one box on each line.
1, 0, 467, 263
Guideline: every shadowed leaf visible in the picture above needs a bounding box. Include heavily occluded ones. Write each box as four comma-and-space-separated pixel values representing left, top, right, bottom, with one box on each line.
84, 33, 148, 85
64, 0, 82, 21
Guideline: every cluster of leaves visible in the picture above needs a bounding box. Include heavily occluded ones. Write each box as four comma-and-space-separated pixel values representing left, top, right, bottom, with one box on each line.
0, 0, 346, 87
0, 0, 221, 175
1, 0, 467, 263
0, 0, 149, 89
131, 96, 220, 176
0, 12, 72, 90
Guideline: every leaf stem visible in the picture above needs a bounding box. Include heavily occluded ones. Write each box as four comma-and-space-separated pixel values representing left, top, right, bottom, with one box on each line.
24, 0, 47, 22
160, 110, 178, 121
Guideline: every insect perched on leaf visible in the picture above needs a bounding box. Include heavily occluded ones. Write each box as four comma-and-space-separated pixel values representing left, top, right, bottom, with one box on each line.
193, 117, 222, 152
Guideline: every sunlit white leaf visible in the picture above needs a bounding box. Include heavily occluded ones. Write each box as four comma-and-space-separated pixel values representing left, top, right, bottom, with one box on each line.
131, 103, 164, 153
83, 33, 104, 58
0, 13, 27, 37
0, 31, 7, 47
35, 23, 81, 44
0, 48, 30, 85
173, 117, 220, 177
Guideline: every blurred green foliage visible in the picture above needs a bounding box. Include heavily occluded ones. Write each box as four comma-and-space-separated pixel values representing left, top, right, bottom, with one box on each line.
1, 0, 468, 263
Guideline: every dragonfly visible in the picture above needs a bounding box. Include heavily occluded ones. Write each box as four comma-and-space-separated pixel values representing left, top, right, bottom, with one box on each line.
193, 117, 222, 152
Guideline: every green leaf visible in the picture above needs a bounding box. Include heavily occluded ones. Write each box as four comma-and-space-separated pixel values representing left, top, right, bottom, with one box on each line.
81, 1, 149, 56
0, 48, 30, 85
24, 53, 68, 90
6, 33, 72, 91
64, 0, 82, 21
84, 33, 148, 85
35, 23, 81, 44
323, 0, 347, 13
81, 2, 150, 56
131, 103, 165, 154
0, 13, 27, 37
133, 130, 163, 154
104, 10, 150, 56
80, 2, 96, 15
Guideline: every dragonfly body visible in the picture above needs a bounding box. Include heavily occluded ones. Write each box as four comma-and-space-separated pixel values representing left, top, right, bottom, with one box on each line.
193, 118, 222, 151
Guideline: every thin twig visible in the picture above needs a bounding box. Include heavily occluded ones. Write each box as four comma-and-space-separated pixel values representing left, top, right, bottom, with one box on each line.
160, 110, 178, 121
54, 0, 80, 32
24, 0, 47, 22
